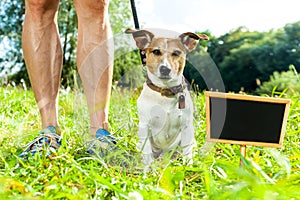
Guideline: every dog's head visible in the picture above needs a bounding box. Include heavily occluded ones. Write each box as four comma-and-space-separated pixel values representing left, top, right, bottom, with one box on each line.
126, 28, 209, 83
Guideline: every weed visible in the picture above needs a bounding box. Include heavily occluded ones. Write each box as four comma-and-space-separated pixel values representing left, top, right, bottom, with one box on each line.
0, 86, 300, 199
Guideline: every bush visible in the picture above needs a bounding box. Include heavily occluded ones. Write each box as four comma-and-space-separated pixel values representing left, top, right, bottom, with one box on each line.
255, 65, 300, 96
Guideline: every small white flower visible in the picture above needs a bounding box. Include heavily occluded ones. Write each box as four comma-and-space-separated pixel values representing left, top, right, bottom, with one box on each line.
128, 191, 143, 200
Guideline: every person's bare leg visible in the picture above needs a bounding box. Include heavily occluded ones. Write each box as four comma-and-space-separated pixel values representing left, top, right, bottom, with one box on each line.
74, 0, 114, 136
22, 0, 62, 130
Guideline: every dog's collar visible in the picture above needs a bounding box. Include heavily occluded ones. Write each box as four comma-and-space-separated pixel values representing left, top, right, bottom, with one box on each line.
141, 50, 147, 66
146, 75, 187, 97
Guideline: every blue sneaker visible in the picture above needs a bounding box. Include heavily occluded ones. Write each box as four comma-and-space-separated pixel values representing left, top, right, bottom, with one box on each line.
19, 126, 61, 158
85, 128, 117, 156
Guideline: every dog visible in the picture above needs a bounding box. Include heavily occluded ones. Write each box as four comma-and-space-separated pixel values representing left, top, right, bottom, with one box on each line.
126, 28, 209, 168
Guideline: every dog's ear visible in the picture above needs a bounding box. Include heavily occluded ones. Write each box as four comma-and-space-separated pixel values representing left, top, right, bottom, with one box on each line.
179, 32, 209, 52
125, 28, 154, 50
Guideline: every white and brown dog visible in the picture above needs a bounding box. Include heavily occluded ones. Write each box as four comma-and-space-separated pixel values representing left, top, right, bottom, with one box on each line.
126, 28, 209, 167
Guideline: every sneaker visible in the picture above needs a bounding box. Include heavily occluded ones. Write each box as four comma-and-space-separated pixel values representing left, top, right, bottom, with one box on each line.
85, 128, 117, 156
19, 126, 62, 158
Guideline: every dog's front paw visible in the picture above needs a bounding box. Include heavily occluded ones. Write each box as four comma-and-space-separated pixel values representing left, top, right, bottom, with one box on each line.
183, 156, 193, 166
142, 153, 154, 166
143, 164, 159, 175
143, 164, 151, 173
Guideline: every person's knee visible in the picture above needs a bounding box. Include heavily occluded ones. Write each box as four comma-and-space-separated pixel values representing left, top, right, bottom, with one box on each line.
75, 0, 109, 19
25, 0, 59, 19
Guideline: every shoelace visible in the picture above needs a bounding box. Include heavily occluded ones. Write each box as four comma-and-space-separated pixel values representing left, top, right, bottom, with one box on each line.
19, 126, 61, 157
85, 128, 117, 155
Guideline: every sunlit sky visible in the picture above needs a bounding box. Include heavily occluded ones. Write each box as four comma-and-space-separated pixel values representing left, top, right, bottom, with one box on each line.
136, 0, 299, 36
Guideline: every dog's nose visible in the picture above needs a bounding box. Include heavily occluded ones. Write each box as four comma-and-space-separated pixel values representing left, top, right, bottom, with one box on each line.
159, 65, 171, 76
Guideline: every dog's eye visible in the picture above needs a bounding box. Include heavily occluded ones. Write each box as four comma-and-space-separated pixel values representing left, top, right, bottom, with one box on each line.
172, 50, 182, 57
152, 49, 161, 56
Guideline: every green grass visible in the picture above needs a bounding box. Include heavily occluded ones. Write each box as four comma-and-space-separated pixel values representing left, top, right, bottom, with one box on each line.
1, 86, 300, 199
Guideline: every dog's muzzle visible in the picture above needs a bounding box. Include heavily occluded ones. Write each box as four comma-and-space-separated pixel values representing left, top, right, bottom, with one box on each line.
159, 65, 171, 78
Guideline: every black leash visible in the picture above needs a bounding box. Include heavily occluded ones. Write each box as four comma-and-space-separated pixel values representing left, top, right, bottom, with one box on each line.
130, 0, 140, 29
129, 0, 147, 66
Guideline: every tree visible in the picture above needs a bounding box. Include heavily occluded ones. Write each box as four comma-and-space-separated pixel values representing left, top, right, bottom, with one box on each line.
183, 31, 213, 91
0, 0, 25, 84
283, 21, 300, 71
207, 23, 300, 92
58, 0, 78, 87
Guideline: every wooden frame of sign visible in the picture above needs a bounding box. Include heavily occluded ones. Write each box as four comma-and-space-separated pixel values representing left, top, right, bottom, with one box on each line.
205, 91, 291, 148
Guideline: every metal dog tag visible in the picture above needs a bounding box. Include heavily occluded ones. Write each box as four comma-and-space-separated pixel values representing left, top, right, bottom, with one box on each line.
178, 94, 185, 109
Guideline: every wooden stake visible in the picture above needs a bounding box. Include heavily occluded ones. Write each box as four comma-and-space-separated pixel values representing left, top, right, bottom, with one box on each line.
240, 145, 246, 166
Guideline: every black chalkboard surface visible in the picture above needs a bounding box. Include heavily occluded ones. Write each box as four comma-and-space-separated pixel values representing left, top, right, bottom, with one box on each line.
205, 92, 291, 148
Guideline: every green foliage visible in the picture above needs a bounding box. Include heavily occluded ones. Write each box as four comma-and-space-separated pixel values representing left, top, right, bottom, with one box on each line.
0, 0, 26, 84
208, 22, 300, 92
1, 86, 300, 199
109, 0, 132, 34
58, 0, 78, 87
113, 48, 145, 88
256, 65, 300, 96
184, 31, 213, 91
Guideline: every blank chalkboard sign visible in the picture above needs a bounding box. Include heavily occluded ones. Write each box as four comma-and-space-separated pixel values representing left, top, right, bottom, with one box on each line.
205, 92, 291, 148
